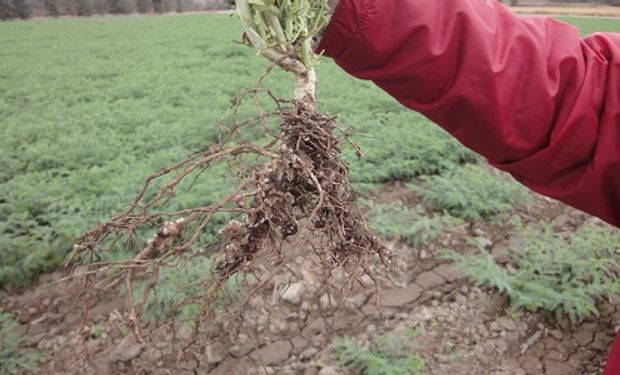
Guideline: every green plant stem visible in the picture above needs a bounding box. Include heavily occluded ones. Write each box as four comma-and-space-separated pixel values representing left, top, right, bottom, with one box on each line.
234, 0, 329, 102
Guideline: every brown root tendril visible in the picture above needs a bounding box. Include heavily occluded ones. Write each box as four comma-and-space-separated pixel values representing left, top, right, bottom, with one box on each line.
68, 82, 391, 352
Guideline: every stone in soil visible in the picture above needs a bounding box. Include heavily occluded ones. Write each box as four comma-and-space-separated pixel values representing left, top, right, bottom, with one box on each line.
380, 283, 423, 307
548, 329, 563, 340
414, 271, 446, 289
281, 282, 305, 305
544, 359, 575, 375
433, 263, 465, 283
318, 366, 339, 375
206, 341, 227, 364
249, 340, 293, 366
107, 334, 144, 362
574, 330, 594, 347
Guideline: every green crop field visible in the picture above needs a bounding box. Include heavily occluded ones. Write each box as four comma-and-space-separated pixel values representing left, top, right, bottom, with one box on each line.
558, 16, 620, 34
1, 14, 619, 287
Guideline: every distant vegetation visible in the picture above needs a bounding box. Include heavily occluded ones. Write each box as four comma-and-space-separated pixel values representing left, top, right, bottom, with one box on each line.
1, 0, 620, 22
0, 15, 619, 287
505, 0, 620, 6
0, 0, 31, 20
0, 0, 233, 20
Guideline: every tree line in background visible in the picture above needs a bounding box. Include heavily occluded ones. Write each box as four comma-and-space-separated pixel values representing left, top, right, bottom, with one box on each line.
504, 0, 620, 6
1, 0, 31, 19
0, 0, 233, 19
1, 0, 620, 22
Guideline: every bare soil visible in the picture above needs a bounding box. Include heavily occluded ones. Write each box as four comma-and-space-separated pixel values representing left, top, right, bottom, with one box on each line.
2, 187, 618, 375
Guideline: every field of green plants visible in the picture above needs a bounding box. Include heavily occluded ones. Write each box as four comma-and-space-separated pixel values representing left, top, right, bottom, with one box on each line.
2, 12, 620, 375
1, 14, 619, 290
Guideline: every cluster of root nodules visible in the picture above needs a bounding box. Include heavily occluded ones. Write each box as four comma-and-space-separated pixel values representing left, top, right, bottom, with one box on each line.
70, 89, 389, 346
218, 102, 387, 276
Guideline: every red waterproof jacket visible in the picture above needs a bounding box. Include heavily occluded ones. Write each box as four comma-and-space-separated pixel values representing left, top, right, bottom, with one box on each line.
317, 0, 620, 228
316, 0, 620, 373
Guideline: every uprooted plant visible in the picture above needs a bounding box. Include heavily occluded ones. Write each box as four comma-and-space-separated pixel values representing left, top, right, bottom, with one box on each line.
68, 0, 390, 346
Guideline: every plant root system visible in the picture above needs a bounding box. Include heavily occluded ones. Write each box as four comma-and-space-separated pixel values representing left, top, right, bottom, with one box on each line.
69, 85, 390, 346
218, 100, 387, 276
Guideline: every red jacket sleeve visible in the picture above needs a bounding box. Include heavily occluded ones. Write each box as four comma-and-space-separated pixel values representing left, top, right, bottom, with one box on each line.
317, 0, 620, 227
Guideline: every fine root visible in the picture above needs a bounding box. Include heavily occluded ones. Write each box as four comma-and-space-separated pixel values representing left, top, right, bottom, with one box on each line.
69, 84, 390, 348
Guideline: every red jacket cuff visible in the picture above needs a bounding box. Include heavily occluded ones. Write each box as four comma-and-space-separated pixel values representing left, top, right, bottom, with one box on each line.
315, 0, 375, 59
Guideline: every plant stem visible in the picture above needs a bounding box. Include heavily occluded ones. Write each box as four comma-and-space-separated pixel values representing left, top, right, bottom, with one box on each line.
235, 0, 322, 104
294, 68, 316, 104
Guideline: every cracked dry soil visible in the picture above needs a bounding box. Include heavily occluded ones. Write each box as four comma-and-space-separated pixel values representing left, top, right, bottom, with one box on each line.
2, 187, 618, 375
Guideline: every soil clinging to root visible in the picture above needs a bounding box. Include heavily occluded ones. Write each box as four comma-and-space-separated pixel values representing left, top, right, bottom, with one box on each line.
70, 87, 389, 346
218, 101, 388, 275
